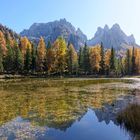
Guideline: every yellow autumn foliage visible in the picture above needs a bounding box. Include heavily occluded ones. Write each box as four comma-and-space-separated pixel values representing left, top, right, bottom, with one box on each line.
89, 45, 101, 73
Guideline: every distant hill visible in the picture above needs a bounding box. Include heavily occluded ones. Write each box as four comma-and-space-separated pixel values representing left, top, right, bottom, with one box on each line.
87, 24, 139, 50
0, 24, 20, 54
20, 19, 87, 50
0, 24, 19, 40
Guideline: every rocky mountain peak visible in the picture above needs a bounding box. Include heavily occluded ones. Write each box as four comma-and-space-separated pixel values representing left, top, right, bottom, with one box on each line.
60, 18, 67, 23
20, 19, 87, 50
104, 25, 109, 31
111, 23, 121, 30
128, 34, 135, 44
87, 23, 138, 50
20, 20, 138, 51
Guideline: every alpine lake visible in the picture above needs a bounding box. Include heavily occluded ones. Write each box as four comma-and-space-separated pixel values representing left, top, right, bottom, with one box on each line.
0, 78, 139, 140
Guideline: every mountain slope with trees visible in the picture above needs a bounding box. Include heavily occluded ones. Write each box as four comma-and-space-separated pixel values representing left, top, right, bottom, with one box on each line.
0, 22, 140, 77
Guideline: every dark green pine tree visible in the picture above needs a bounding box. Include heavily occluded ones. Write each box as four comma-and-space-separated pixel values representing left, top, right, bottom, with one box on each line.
24, 46, 32, 73
31, 44, 37, 73
47, 40, 52, 49
67, 44, 72, 74
131, 47, 136, 75
116, 58, 123, 76
14, 45, 23, 73
120, 58, 125, 76
126, 49, 131, 75
100, 42, 105, 75
110, 47, 115, 71
78, 47, 83, 73
67, 43, 78, 74
44, 41, 52, 73
0, 46, 4, 73
83, 43, 90, 74
4, 45, 14, 73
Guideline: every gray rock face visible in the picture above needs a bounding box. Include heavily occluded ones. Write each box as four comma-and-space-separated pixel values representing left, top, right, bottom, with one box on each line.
87, 24, 138, 50
20, 20, 139, 51
20, 19, 87, 50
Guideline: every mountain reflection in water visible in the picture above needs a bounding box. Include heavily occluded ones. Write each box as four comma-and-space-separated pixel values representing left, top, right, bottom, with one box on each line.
0, 78, 139, 140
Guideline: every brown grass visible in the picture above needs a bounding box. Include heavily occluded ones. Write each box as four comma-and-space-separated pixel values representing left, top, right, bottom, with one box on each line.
117, 104, 140, 135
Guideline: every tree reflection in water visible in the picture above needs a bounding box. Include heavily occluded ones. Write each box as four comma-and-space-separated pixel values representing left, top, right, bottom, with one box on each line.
0, 78, 138, 139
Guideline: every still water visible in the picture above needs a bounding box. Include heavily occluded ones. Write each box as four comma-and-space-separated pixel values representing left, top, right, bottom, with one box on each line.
0, 78, 139, 140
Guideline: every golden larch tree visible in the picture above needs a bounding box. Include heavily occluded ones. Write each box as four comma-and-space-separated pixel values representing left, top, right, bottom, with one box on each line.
105, 49, 111, 73
0, 31, 7, 55
20, 37, 32, 55
53, 37, 67, 74
6, 32, 15, 48
89, 45, 101, 73
37, 37, 46, 72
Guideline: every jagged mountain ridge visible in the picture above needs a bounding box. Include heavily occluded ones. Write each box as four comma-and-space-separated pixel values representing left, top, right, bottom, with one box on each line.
20, 19, 139, 50
1, 19, 138, 51
87, 24, 139, 50
20, 19, 87, 50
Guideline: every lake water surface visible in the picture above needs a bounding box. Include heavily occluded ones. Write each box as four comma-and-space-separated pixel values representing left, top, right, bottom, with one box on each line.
0, 78, 139, 140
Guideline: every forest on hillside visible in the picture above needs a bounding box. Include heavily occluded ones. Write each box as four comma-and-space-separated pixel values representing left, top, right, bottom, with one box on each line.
0, 30, 139, 76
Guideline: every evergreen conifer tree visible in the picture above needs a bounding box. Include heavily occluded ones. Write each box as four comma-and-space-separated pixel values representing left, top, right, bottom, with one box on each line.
100, 42, 105, 74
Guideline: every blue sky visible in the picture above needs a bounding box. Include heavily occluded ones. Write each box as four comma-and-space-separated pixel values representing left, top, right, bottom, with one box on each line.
0, 0, 140, 43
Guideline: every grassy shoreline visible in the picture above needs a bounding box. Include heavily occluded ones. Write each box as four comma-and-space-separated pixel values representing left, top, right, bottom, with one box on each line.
0, 74, 130, 79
